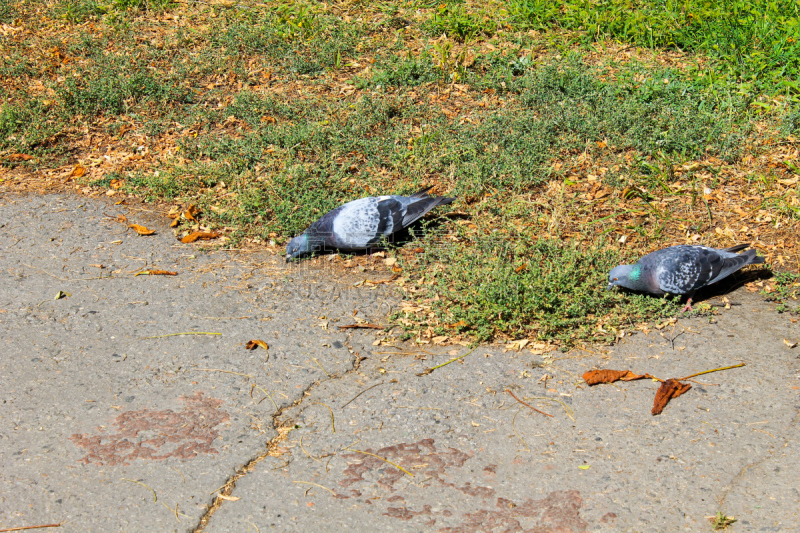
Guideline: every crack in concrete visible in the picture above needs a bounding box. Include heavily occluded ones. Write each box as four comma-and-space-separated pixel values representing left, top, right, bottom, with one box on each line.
717, 407, 800, 508
191, 334, 367, 532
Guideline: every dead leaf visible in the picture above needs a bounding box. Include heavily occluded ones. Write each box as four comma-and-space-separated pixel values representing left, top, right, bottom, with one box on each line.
784, 339, 798, 349
89, 264, 104, 268
8, 153, 33, 162
245, 340, 269, 351
217, 494, 240, 501
54, 290, 70, 300
135, 270, 177, 276
129, 224, 155, 235
184, 205, 200, 221
651, 379, 691, 415
180, 231, 219, 243
70, 165, 86, 177
338, 323, 384, 330
110, 178, 124, 189
515, 263, 528, 273
583, 369, 652, 385
117, 214, 128, 224
170, 218, 179, 228
384, 257, 397, 266
507, 339, 529, 351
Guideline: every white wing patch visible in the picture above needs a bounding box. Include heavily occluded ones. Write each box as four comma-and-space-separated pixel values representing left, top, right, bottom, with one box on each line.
332, 197, 380, 248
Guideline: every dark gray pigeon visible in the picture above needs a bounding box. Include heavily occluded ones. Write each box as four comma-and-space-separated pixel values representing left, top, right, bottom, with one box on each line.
285, 186, 455, 261
607, 244, 765, 311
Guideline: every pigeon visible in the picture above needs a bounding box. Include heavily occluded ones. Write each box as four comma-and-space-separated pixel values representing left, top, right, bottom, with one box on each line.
607, 244, 765, 311
285, 186, 455, 261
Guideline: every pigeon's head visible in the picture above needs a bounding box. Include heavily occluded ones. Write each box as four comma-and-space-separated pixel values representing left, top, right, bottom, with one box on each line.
286, 234, 311, 262
285, 233, 325, 262
607, 264, 640, 290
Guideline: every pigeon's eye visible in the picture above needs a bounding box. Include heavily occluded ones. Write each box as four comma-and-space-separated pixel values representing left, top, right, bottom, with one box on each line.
613, 277, 618, 281
293, 247, 298, 252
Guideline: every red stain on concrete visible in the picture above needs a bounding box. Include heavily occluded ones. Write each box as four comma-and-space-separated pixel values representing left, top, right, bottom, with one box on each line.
69, 392, 230, 465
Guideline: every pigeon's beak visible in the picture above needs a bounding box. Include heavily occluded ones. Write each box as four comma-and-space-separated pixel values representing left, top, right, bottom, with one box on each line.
606, 283, 614, 291
285, 254, 292, 263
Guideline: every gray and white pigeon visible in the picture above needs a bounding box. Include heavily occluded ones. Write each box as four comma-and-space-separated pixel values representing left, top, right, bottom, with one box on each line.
285, 186, 455, 261
607, 244, 765, 311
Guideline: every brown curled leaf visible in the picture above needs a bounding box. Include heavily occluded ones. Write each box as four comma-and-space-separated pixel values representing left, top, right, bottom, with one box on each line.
70, 165, 86, 177
651, 379, 691, 415
245, 340, 269, 351
583, 369, 646, 385
135, 270, 177, 276
8, 153, 33, 162
117, 214, 128, 224
180, 231, 219, 243
129, 224, 155, 235
184, 204, 200, 221
170, 218, 180, 227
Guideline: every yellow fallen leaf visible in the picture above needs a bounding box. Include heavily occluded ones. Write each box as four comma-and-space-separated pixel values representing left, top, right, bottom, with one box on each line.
70, 165, 86, 177
184, 205, 200, 222
180, 231, 219, 243
784, 339, 798, 349
135, 270, 178, 276
55, 291, 71, 300
129, 224, 155, 235
245, 340, 269, 351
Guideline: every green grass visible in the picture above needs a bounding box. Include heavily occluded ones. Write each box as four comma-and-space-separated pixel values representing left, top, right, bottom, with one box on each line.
507, 0, 800, 96
129, 56, 753, 242
0, 1, 17, 23
769, 271, 800, 313
402, 236, 682, 344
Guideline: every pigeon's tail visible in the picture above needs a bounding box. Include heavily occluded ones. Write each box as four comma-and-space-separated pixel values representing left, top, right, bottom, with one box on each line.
410, 186, 435, 198
710, 248, 765, 285
721, 243, 751, 253
434, 195, 456, 207
409, 186, 456, 206
741, 248, 766, 265
400, 195, 456, 227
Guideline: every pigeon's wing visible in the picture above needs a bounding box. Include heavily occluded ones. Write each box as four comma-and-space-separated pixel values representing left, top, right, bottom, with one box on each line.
374, 197, 406, 235
655, 246, 722, 294
330, 197, 403, 249
656, 246, 758, 294
400, 196, 454, 227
